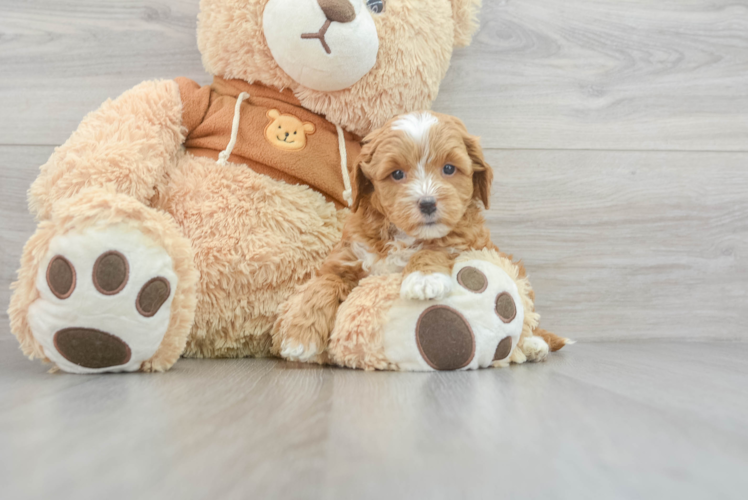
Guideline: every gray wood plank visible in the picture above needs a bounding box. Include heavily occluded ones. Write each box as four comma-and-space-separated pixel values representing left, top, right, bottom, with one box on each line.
2, 1, 747, 150
0, 338, 747, 500
435, 0, 748, 150
2, 147, 747, 342
485, 149, 748, 342
0, 146, 48, 328
0, 0, 208, 146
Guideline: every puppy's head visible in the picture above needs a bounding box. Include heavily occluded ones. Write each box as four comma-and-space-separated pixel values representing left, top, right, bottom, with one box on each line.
352, 111, 492, 240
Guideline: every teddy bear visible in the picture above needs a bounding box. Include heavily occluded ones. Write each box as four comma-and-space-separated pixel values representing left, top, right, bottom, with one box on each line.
8, 0, 501, 374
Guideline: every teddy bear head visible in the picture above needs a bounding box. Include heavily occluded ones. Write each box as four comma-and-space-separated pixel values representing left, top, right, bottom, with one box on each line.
198, 0, 482, 136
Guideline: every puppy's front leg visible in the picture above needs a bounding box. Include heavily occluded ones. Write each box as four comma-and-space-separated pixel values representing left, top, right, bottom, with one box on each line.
401, 249, 455, 301
272, 244, 362, 362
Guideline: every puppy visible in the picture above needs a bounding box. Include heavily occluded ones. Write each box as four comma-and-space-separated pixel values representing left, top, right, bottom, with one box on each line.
274, 111, 564, 362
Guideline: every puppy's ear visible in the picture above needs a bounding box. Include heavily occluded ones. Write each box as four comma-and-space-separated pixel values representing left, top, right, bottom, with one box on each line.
451, 0, 482, 47
463, 133, 493, 208
351, 147, 374, 212
352, 124, 391, 211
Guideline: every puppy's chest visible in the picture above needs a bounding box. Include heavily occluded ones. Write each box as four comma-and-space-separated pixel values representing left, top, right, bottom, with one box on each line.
351, 237, 421, 276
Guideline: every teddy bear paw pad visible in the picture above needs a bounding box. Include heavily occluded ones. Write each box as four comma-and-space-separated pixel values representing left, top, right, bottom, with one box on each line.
416, 306, 475, 370
383, 259, 525, 371
28, 226, 177, 373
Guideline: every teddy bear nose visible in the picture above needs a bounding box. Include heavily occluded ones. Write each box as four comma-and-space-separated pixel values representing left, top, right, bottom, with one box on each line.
317, 0, 356, 24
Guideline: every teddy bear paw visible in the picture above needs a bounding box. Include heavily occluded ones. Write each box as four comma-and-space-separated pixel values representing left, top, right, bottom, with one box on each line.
400, 272, 453, 301
27, 225, 177, 373
382, 258, 526, 371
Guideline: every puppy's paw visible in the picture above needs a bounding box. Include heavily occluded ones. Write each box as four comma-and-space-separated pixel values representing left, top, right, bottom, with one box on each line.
401, 272, 453, 301
280, 339, 321, 362
520, 336, 549, 362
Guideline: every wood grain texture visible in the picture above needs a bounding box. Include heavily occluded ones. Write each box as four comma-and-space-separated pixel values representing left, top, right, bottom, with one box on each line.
435, 0, 748, 150
484, 149, 748, 341
0, 338, 746, 500
0, 0, 208, 146
0, 146, 47, 328
1, 0, 747, 149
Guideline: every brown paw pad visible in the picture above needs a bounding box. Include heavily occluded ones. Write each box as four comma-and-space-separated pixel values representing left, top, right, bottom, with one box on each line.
136, 277, 171, 318
416, 305, 475, 370
93, 251, 129, 295
495, 292, 517, 323
457, 266, 488, 293
47, 256, 76, 299
53, 327, 132, 369
493, 336, 513, 361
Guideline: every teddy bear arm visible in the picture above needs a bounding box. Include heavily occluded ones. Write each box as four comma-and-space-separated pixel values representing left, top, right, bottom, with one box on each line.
29, 79, 187, 220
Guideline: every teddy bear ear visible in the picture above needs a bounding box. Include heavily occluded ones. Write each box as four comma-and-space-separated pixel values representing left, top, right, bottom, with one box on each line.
303, 122, 316, 134
267, 109, 281, 119
450, 0, 482, 47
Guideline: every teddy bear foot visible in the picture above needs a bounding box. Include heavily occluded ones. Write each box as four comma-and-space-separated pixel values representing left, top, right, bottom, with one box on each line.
27, 226, 179, 373
329, 250, 543, 372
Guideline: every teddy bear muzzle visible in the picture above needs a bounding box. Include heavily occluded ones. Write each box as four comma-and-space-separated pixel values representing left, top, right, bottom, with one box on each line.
263, 0, 379, 92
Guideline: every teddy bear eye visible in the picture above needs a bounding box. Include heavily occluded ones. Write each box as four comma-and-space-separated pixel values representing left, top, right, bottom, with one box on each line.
294, 131, 297, 135
443, 164, 456, 176
366, 0, 385, 14
391, 170, 405, 181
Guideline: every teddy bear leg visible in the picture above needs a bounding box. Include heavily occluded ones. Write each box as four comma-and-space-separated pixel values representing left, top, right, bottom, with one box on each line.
328, 249, 569, 371
8, 189, 198, 373
327, 274, 403, 370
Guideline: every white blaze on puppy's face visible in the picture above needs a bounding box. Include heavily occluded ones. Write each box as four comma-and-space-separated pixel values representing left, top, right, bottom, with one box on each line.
355, 111, 489, 241
391, 112, 448, 238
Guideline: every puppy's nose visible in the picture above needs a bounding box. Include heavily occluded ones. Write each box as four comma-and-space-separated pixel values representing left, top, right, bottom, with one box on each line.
317, 0, 356, 24
419, 198, 438, 216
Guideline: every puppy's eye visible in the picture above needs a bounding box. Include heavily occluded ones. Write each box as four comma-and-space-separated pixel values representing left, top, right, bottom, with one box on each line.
391, 170, 405, 181
366, 0, 385, 14
443, 164, 456, 176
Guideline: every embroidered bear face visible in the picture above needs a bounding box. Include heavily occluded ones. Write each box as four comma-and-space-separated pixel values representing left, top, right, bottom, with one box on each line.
264, 109, 316, 151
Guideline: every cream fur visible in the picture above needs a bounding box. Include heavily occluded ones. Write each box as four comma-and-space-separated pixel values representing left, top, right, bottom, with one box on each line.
154, 153, 345, 359
328, 274, 402, 371
29, 80, 185, 221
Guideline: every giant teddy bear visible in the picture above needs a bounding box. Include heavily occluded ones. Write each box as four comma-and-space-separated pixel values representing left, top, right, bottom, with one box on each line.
9, 0, 566, 373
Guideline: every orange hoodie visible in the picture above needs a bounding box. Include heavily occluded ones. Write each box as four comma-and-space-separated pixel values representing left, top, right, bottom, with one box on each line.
176, 76, 362, 208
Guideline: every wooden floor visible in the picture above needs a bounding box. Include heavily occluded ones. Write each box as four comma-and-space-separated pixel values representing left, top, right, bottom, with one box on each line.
1, 1, 747, 498
1, 338, 747, 499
